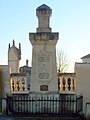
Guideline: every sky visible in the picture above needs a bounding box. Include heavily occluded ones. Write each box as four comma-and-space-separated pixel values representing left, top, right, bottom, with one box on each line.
0, 0, 90, 72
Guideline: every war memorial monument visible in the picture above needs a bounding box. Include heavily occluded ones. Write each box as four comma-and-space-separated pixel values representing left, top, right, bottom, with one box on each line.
28, 4, 59, 112
29, 4, 59, 93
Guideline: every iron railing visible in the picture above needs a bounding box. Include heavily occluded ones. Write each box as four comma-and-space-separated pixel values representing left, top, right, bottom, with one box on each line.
0, 97, 7, 114
6, 94, 83, 117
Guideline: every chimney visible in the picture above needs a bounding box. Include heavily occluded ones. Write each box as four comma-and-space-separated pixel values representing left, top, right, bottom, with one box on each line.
13, 39, 15, 46
8, 43, 10, 50
26, 59, 28, 66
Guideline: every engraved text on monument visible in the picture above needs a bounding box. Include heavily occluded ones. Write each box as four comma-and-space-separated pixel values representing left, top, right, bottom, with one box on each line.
36, 52, 52, 84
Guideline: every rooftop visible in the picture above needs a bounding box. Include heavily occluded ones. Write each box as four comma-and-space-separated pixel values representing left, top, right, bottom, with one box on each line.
81, 54, 90, 59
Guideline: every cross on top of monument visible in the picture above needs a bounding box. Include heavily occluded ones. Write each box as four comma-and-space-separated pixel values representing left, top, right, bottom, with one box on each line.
36, 4, 52, 33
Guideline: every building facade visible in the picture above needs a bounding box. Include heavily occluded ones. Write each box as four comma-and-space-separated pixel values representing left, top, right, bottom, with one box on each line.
75, 54, 90, 116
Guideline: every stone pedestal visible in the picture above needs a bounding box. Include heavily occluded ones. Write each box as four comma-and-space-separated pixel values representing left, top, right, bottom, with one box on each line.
30, 33, 59, 92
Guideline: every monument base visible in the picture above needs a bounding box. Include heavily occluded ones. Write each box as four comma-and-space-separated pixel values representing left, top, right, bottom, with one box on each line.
29, 91, 60, 99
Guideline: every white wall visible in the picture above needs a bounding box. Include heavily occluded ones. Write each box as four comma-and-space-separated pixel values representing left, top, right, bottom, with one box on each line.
75, 63, 90, 115
82, 58, 90, 63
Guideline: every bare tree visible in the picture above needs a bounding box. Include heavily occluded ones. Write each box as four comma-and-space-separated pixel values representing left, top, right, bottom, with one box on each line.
56, 49, 70, 73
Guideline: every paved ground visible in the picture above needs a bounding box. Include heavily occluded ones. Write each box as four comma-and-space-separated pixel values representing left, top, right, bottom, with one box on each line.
0, 116, 31, 120
0, 115, 87, 120
0, 117, 15, 120
0, 117, 86, 120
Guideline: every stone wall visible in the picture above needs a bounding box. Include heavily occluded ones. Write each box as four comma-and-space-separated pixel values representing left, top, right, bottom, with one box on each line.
0, 65, 10, 97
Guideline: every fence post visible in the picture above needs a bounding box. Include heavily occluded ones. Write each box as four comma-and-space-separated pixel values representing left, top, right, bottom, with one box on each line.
0, 98, 2, 114
6, 97, 8, 116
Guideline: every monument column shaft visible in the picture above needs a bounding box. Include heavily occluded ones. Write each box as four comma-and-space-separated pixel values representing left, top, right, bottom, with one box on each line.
38, 17, 49, 28
29, 32, 59, 92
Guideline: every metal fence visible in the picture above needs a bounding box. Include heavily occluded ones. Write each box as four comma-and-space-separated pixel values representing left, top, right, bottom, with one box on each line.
0, 97, 7, 114
6, 94, 83, 117
0, 98, 2, 113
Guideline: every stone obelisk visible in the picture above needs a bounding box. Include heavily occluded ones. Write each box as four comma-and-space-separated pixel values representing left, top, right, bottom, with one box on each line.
29, 4, 59, 92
